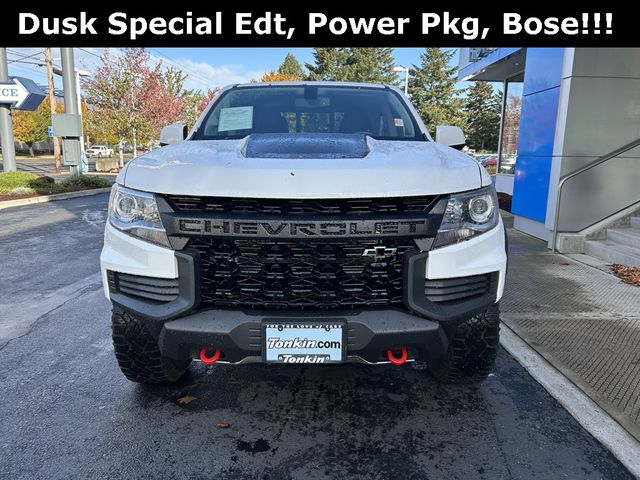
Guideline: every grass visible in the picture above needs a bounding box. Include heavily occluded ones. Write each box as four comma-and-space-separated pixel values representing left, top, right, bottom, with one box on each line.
0, 171, 111, 197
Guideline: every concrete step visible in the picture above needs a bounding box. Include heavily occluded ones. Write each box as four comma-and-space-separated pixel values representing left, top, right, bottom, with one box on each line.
631, 217, 640, 229
607, 227, 640, 249
584, 239, 640, 267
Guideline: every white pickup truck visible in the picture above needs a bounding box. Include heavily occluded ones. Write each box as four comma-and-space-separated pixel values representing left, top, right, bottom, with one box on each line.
86, 145, 114, 158
100, 81, 507, 384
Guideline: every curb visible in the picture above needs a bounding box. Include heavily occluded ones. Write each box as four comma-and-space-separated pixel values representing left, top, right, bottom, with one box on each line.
500, 324, 640, 477
0, 187, 112, 210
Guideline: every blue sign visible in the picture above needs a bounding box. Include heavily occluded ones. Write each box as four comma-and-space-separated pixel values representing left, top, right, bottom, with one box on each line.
47, 125, 53, 138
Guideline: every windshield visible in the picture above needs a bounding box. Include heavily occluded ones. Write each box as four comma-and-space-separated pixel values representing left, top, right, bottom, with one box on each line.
194, 85, 422, 141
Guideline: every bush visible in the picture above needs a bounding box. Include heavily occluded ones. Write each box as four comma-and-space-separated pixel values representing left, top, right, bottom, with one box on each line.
59, 176, 111, 189
0, 171, 111, 196
0, 172, 40, 193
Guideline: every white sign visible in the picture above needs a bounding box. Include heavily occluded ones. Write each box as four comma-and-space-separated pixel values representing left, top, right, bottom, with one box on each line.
218, 106, 253, 132
0, 77, 46, 111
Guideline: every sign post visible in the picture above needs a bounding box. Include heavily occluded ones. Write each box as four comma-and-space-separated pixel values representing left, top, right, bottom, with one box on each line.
0, 47, 47, 173
0, 48, 16, 172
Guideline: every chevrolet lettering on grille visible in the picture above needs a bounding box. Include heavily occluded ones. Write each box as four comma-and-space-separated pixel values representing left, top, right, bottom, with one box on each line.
175, 218, 430, 238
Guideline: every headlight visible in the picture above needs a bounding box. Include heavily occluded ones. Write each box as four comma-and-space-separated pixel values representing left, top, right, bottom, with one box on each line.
108, 184, 170, 248
433, 186, 499, 249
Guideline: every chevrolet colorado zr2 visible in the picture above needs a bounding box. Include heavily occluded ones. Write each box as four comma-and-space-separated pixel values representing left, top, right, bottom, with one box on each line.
100, 82, 507, 383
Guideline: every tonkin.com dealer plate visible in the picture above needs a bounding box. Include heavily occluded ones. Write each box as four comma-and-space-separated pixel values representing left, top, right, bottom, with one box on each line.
264, 322, 344, 364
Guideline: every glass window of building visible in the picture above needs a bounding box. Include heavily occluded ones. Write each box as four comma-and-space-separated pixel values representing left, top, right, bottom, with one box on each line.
498, 80, 523, 175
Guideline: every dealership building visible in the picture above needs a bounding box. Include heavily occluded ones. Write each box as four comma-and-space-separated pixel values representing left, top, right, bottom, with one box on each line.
458, 48, 640, 264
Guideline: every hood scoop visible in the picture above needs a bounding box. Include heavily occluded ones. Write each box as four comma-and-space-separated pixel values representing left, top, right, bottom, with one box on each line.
243, 133, 369, 159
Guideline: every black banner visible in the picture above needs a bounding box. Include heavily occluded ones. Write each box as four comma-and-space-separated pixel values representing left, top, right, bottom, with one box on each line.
0, 6, 636, 47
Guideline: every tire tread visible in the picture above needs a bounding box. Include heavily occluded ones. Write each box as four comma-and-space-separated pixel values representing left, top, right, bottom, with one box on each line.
111, 307, 189, 384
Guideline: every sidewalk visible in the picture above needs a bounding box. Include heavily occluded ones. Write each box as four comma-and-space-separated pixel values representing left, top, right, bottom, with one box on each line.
502, 226, 640, 441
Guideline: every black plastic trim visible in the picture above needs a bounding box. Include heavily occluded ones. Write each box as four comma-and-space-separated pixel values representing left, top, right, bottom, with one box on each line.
109, 250, 201, 323
403, 250, 498, 322
158, 307, 448, 363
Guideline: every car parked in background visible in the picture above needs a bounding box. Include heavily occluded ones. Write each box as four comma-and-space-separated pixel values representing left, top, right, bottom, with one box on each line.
86, 145, 114, 158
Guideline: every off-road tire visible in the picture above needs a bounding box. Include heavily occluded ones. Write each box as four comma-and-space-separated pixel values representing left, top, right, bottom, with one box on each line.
111, 307, 190, 384
429, 304, 500, 382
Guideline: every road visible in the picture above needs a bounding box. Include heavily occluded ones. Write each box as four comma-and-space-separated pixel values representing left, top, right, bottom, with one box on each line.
0, 154, 135, 174
0, 194, 633, 479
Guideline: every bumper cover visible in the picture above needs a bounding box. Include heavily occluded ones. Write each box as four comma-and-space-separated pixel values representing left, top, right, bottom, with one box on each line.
158, 308, 448, 364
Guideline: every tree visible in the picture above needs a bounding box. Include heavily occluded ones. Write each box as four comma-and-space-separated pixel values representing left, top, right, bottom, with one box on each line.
463, 82, 502, 151
259, 71, 301, 82
306, 48, 398, 83
12, 97, 60, 156
180, 89, 218, 129
278, 53, 304, 79
83, 49, 189, 166
136, 64, 187, 139
82, 49, 148, 166
12, 112, 39, 157
408, 48, 464, 134
343, 48, 398, 83
306, 48, 350, 80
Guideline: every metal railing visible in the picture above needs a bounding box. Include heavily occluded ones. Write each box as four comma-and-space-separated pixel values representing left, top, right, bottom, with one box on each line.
551, 136, 640, 253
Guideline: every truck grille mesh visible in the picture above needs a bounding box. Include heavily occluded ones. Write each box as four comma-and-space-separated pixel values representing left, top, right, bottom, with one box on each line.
165, 195, 439, 216
188, 238, 416, 310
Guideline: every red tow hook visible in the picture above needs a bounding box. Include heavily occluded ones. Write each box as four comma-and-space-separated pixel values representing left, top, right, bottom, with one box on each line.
387, 347, 408, 366
199, 347, 221, 365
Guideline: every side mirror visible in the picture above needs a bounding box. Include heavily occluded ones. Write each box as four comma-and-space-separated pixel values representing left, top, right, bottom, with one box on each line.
435, 125, 466, 150
159, 123, 188, 146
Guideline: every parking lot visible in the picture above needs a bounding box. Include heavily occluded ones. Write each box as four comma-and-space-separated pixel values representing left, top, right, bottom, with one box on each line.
0, 194, 634, 479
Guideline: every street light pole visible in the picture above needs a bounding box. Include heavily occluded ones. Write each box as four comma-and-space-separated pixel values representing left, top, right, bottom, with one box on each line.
60, 48, 82, 178
393, 66, 410, 95
75, 69, 91, 173
0, 48, 17, 172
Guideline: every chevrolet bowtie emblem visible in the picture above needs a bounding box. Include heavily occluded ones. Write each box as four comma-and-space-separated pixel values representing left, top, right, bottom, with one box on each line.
362, 246, 398, 260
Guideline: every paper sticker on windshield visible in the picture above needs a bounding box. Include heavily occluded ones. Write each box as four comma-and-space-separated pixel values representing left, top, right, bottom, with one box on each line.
218, 106, 253, 132
394, 118, 404, 127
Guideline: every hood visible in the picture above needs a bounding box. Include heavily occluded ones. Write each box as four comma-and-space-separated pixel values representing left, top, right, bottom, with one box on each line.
121, 136, 483, 198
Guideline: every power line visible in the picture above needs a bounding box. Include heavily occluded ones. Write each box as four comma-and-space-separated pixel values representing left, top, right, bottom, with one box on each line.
146, 48, 215, 89
7, 58, 46, 66
6, 49, 44, 61
78, 47, 102, 59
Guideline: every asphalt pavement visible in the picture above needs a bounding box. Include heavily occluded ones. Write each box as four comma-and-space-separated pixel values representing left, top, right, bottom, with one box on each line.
0, 194, 634, 480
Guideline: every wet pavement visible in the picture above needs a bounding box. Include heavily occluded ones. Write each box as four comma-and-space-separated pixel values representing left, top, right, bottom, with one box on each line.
0, 195, 634, 479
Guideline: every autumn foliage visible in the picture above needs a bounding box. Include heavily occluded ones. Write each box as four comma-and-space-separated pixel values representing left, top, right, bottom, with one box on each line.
81, 48, 218, 161
258, 71, 302, 82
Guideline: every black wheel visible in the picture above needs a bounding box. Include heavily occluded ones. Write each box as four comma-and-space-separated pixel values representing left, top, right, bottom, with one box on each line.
429, 304, 500, 383
111, 307, 190, 384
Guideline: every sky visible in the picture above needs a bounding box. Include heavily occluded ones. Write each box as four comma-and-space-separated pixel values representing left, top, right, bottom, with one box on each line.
5, 47, 464, 93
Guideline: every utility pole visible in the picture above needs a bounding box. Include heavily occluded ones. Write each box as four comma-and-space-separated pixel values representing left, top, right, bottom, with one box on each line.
0, 48, 17, 172
393, 66, 410, 95
44, 48, 62, 172
60, 48, 82, 177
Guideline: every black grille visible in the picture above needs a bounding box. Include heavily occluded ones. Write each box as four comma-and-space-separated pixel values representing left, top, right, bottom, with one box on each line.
424, 273, 496, 303
165, 195, 439, 216
188, 238, 416, 310
108, 271, 179, 303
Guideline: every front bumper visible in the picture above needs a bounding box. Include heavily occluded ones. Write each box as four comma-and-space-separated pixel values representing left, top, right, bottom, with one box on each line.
101, 219, 507, 364
158, 308, 448, 364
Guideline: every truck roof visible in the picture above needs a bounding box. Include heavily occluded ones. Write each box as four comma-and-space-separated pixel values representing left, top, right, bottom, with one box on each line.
233, 81, 390, 90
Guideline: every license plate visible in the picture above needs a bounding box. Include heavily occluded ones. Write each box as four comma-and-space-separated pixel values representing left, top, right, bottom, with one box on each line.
264, 323, 344, 364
